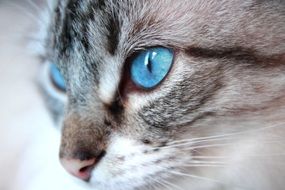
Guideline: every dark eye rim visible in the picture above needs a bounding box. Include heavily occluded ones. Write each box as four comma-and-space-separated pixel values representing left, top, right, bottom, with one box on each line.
127, 46, 176, 91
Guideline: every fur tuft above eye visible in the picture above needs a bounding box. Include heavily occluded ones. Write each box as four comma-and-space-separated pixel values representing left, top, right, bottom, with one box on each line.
130, 47, 174, 89
49, 63, 66, 92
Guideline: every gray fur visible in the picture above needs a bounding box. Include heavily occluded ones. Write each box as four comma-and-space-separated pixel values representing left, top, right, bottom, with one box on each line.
40, 0, 285, 189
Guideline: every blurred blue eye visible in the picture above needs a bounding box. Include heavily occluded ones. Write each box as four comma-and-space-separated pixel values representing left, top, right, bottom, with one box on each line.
50, 63, 66, 92
130, 47, 174, 89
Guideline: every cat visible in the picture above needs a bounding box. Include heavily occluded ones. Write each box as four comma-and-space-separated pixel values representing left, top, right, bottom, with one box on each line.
34, 0, 285, 190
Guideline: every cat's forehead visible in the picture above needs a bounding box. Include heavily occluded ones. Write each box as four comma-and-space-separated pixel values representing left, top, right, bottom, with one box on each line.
52, 0, 187, 57
51, 0, 284, 61
51, 0, 234, 58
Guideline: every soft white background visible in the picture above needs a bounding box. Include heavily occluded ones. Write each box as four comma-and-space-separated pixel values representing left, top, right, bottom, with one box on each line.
0, 1, 64, 189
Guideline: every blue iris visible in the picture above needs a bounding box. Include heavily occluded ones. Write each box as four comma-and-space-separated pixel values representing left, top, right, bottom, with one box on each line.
130, 47, 174, 89
50, 63, 66, 92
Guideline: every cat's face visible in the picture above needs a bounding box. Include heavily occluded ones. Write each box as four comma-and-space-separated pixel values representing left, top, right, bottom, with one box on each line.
41, 0, 285, 189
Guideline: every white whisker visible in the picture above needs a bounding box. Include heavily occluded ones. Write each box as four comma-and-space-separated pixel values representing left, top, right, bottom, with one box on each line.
160, 178, 184, 190
26, 0, 42, 13
168, 123, 285, 146
191, 153, 285, 160
160, 136, 233, 150
157, 143, 232, 151
151, 178, 172, 190
13, 6, 39, 23
5, 2, 47, 25
181, 164, 226, 168
169, 170, 223, 184
186, 143, 234, 150
191, 156, 227, 159
189, 160, 226, 165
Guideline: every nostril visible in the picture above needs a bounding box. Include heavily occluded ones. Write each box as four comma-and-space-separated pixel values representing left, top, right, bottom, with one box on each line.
79, 166, 91, 173
78, 164, 96, 181
60, 158, 96, 181
60, 151, 106, 181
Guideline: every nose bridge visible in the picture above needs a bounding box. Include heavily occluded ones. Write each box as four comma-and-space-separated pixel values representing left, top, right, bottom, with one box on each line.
60, 113, 107, 160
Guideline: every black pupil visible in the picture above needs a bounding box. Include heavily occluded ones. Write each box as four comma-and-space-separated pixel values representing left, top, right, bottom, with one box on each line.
146, 54, 153, 73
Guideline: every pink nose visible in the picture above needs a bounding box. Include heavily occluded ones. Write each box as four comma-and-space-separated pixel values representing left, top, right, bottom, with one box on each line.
60, 158, 96, 181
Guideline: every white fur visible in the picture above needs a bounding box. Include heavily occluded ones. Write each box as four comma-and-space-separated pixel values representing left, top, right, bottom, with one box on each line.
89, 135, 178, 190
98, 57, 122, 104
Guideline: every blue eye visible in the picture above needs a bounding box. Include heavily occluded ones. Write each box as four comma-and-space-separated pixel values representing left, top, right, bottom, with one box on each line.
50, 63, 66, 92
130, 47, 174, 89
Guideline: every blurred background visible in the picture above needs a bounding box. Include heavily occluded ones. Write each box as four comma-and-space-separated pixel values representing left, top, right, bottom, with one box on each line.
0, 1, 61, 189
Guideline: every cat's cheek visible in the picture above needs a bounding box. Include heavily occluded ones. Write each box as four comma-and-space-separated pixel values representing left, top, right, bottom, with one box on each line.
126, 56, 190, 113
